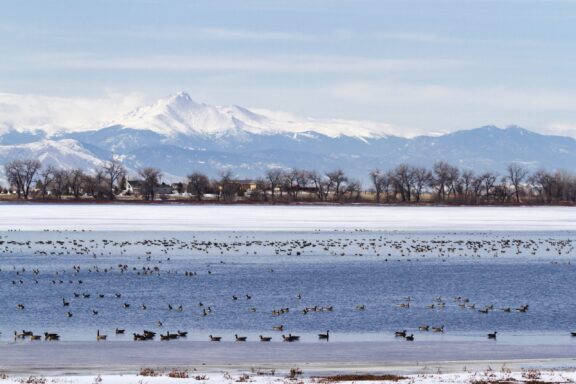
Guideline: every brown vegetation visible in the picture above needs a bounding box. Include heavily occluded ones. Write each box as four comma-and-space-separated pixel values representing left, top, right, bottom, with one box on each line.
4, 159, 576, 205
315, 374, 407, 382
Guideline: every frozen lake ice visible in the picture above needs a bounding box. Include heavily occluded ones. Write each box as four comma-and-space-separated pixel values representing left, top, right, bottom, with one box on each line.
0, 203, 575, 231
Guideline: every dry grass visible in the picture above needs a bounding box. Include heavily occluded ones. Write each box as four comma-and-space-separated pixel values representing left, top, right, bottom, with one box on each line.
167, 369, 189, 379
288, 368, 302, 379
16, 377, 47, 384
138, 368, 161, 377
235, 374, 252, 382
316, 374, 407, 382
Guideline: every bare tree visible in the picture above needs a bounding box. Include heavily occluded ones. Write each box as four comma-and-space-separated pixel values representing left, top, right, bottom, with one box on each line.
187, 171, 210, 201
68, 169, 86, 199
38, 165, 56, 199
307, 171, 331, 201
391, 164, 416, 202
529, 170, 556, 204
479, 171, 498, 201
369, 169, 388, 203
265, 169, 284, 200
4, 159, 42, 199
218, 169, 238, 201
101, 160, 125, 200
139, 167, 162, 201
51, 169, 68, 199
433, 161, 459, 202
412, 166, 432, 202
506, 163, 529, 203
326, 169, 348, 201
282, 169, 307, 200
458, 170, 475, 202
345, 179, 362, 201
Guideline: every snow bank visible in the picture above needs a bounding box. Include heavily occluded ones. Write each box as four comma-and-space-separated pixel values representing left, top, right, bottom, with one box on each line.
0, 204, 574, 232
2, 370, 576, 384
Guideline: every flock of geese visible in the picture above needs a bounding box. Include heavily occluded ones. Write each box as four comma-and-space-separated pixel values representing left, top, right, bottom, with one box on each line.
2, 232, 575, 345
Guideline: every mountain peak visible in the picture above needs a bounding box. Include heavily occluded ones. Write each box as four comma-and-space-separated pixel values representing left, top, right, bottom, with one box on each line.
114, 92, 393, 139
167, 91, 199, 108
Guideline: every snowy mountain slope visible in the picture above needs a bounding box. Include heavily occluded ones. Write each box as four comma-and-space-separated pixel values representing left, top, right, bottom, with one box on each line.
0, 139, 108, 172
117, 92, 391, 139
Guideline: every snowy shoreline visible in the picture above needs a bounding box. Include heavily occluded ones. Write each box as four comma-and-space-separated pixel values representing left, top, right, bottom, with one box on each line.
1, 364, 576, 384
0, 204, 575, 231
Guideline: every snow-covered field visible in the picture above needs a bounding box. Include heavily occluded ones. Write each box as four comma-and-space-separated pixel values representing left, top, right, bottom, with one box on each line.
0, 204, 575, 231
2, 370, 576, 384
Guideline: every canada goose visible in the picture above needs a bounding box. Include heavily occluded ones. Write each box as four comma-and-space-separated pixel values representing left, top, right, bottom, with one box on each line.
157, 321, 163, 327
177, 330, 188, 337
16, 304, 25, 310
432, 325, 444, 333
282, 334, 300, 342
62, 298, 70, 306
318, 330, 330, 340
14, 331, 25, 339
516, 304, 529, 312
273, 325, 284, 331
571, 332, 576, 337
405, 334, 414, 341
160, 332, 171, 341
235, 334, 247, 342
143, 330, 156, 338
259, 335, 272, 342
501, 307, 511, 312
96, 330, 107, 341
66, 311, 73, 317
418, 325, 430, 331
356, 304, 365, 310
123, 303, 130, 308
209, 335, 222, 341
30, 334, 41, 341
92, 310, 99, 315
44, 332, 60, 341
487, 331, 497, 339
115, 328, 125, 334
22, 330, 33, 337
395, 330, 407, 337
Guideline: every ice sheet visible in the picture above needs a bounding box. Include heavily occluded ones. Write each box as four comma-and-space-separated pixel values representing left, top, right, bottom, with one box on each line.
0, 204, 575, 231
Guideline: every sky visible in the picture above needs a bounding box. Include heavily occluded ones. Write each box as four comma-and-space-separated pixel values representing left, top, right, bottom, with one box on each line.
1, 0, 576, 137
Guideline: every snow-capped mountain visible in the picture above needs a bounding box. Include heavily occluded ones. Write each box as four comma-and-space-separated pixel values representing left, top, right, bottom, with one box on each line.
1, 91, 576, 184
0, 139, 107, 172
117, 91, 391, 140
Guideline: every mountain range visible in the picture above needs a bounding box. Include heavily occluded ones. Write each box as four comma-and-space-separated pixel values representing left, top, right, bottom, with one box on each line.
1, 91, 575, 184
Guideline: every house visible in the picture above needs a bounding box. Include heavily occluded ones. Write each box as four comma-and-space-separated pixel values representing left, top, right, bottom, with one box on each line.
125, 180, 173, 197
125, 180, 144, 195
236, 179, 258, 196
154, 182, 173, 196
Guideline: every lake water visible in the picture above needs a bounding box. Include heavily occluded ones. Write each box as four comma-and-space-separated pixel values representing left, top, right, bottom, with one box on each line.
1, 228, 575, 347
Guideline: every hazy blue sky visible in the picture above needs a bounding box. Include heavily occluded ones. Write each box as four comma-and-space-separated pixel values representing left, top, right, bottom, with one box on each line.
1, 0, 576, 136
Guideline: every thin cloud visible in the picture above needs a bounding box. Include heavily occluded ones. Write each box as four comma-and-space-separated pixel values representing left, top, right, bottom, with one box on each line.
6, 53, 464, 72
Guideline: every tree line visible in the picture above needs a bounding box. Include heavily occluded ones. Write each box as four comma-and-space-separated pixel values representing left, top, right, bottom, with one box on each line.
3, 158, 576, 205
